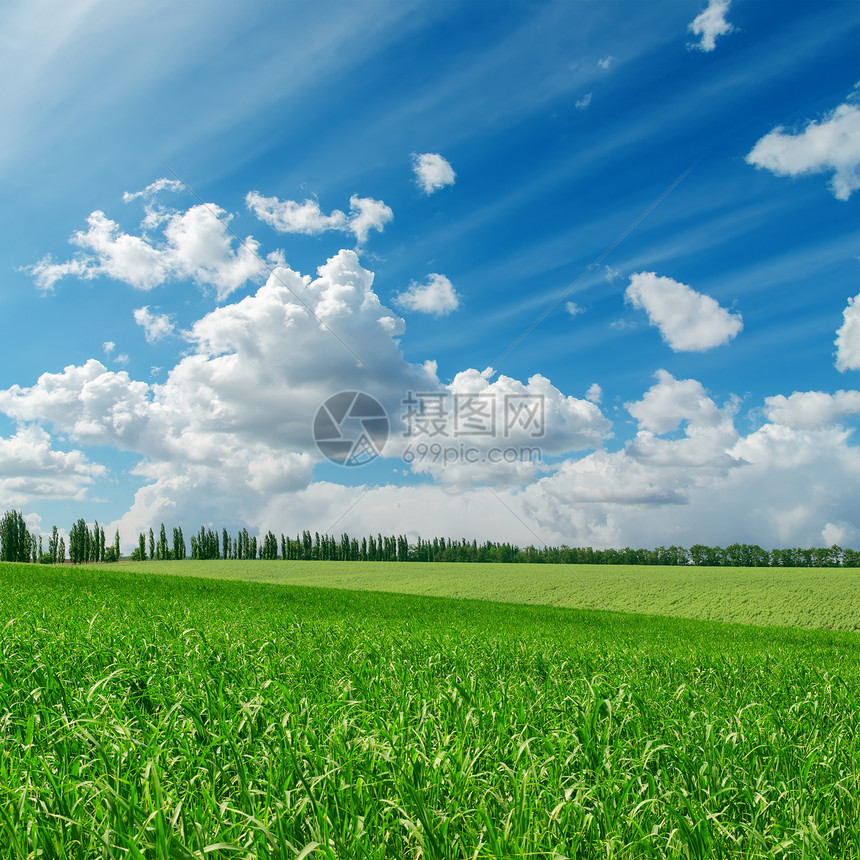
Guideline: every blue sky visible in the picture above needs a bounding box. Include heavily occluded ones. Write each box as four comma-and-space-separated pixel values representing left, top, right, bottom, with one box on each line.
1, 0, 859, 551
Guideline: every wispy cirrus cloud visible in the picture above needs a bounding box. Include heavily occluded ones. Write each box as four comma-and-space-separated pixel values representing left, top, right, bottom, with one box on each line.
122, 178, 184, 203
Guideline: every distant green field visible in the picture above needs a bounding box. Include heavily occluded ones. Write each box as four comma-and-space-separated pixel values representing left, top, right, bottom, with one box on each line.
102, 558, 860, 631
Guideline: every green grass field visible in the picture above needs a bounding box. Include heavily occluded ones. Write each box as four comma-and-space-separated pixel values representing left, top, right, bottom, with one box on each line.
1, 561, 858, 858
103, 559, 860, 631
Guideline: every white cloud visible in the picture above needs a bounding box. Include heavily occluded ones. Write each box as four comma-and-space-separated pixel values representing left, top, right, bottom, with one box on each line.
835, 293, 860, 371
575, 93, 592, 111
122, 178, 184, 203
745, 102, 860, 201
2, 251, 435, 512
565, 301, 584, 317
394, 273, 460, 317
688, 0, 733, 52
246, 193, 348, 234
72, 210, 171, 289
163, 204, 272, 299
103, 341, 115, 356
822, 521, 851, 546
765, 389, 860, 429
27, 203, 271, 299
133, 306, 175, 343
404, 368, 611, 487
627, 370, 725, 435
521, 372, 741, 523
346, 195, 394, 244
598, 56, 615, 70
609, 318, 637, 332
411, 153, 456, 195
8, 242, 860, 553
0, 426, 104, 507
251, 376, 860, 553
246, 191, 392, 244
525, 418, 860, 550
0, 359, 152, 449
625, 271, 743, 351
28, 256, 91, 292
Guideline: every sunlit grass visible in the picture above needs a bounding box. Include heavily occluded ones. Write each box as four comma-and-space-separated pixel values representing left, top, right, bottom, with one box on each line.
1, 562, 858, 858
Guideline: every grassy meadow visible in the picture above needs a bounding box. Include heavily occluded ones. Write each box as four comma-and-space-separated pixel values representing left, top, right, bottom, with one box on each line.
103, 558, 860, 631
1, 561, 858, 858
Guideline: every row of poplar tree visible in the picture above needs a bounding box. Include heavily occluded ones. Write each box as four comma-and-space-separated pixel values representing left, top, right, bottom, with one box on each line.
2, 509, 859, 567
0, 511, 119, 564
128, 526, 408, 562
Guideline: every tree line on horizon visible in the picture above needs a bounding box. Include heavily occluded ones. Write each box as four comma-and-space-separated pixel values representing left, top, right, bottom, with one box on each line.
1, 509, 859, 568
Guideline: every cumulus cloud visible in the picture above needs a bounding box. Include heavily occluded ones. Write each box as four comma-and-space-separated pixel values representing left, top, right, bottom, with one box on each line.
0, 426, 104, 507
403, 368, 612, 487
627, 370, 726, 434
521, 372, 741, 520
1, 251, 438, 520
835, 293, 860, 371
347, 195, 394, 244
394, 273, 460, 317
27, 203, 272, 299
0, 360, 152, 449
765, 389, 860, 428
625, 271, 743, 351
245, 193, 348, 234
411, 153, 456, 195
162, 205, 272, 298
525, 417, 860, 550
746, 102, 860, 201
688, 0, 733, 52
575, 93, 592, 111
246, 191, 393, 244
566, 301, 584, 317
231, 373, 860, 553
598, 56, 614, 70
133, 306, 175, 343
8, 239, 860, 552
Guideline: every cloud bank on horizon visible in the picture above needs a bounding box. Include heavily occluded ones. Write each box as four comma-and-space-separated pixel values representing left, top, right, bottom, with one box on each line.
1, 0, 858, 552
